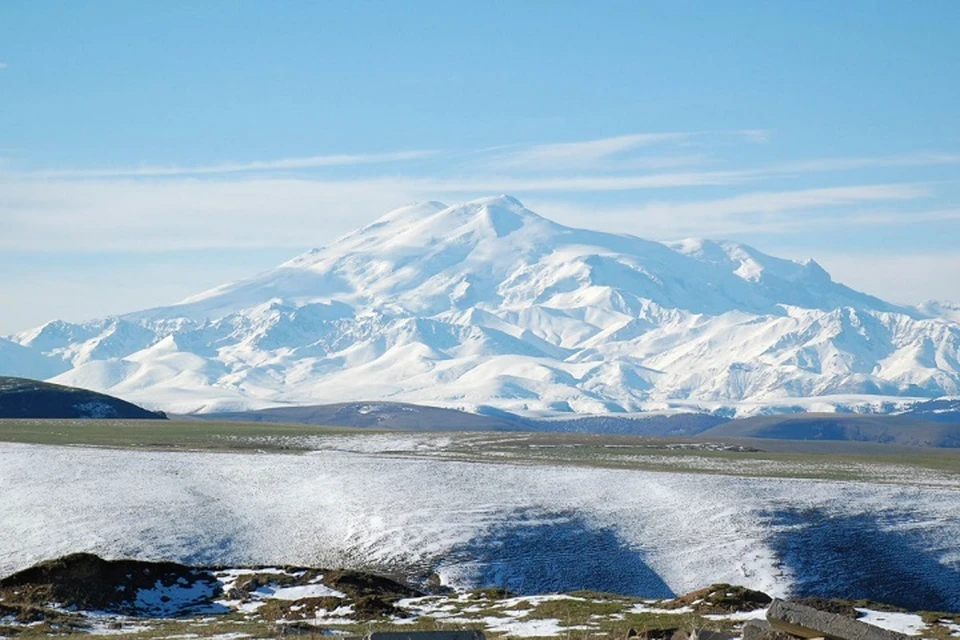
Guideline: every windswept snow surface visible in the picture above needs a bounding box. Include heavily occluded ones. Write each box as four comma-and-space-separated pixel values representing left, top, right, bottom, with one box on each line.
2, 440, 959, 610
855, 610, 926, 636
4, 195, 960, 415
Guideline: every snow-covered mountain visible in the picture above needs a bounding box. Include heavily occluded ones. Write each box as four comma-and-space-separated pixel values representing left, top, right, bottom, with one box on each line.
5, 195, 960, 415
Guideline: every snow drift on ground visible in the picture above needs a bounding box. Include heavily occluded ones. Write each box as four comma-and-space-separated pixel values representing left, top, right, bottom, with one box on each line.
4, 195, 960, 416
2, 440, 959, 610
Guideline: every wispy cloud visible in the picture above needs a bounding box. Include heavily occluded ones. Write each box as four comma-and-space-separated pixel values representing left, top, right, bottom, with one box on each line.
415, 169, 759, 192
635, 183, 930, 219
3, 130, 958, 262
0, 170, 762, 253
774, 152, 960, 173
0, 177, 419, 252
738, 129, 771, 144
490, 133, 693, 170
34, 150, 436, 178
481, 130, 770, 171
0, 62, 8, 71
18, 133, 958, 188
0, 175, 936, 255
529, 184, 934, 238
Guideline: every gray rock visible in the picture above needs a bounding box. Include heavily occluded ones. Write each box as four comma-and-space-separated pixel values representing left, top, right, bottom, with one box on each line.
369, 632, 485, 640
742, 621, 798, 640
767, 599, 908, 640
689, 629, 735, 640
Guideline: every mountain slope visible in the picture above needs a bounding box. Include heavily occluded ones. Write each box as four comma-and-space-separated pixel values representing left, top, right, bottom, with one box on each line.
0, 337, 70, 381
0, 377, 166, 419
699, 412, 960, 447
203, 401, 523, 431
3, 195, 960, 416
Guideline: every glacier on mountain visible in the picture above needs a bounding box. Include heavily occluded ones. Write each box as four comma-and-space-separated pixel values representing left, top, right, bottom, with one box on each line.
4, 195, 960, 415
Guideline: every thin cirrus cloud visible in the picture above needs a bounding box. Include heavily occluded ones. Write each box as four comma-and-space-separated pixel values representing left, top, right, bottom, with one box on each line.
490, 132, 694, 170
3, 131, 957, 255
412, 169, 761, 192
529, 183, 935, 237
480, 130, 770, 171
22, 131, 743, 178
634, 183, 931, 219
0, 175, 936, 254
18, 131, 960, 184
772, 152, 960, 173
0, 177, 419, 252
33, 149, 437, 178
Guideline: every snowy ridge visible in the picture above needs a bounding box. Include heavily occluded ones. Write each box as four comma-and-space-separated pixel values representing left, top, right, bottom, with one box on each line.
4, 195, 960, 416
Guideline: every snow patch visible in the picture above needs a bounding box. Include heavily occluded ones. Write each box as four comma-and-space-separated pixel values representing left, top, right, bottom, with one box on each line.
856, 609, 926, 636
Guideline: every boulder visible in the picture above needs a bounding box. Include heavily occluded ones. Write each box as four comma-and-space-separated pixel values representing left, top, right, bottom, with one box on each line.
742, 621, 800, 640
689, 629, 735, 640
369, 632, 485, 640
767, 600, 908, 640
664, 584, 772, 614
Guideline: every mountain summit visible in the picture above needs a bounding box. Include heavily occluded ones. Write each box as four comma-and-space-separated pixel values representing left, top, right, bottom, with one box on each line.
5, 195, 960, 415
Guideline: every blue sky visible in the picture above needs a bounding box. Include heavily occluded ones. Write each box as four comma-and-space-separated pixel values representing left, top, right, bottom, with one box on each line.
1, 1, 959, 333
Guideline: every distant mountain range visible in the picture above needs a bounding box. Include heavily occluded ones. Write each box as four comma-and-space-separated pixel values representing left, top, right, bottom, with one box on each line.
2, 195, 959, 417
2, 374, 957, 447
201, 401, 729, 436
201, 400, 959, 446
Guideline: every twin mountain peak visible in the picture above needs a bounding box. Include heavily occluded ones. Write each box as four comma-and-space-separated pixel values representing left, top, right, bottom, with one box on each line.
4, 195, 959, 416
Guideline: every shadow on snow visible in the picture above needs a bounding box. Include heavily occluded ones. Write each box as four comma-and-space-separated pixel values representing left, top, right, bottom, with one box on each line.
441, 510, 673, 598
767, 507, 960, 612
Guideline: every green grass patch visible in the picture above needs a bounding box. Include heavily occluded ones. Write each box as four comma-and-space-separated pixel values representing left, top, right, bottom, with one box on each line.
0, 419, 368, 452
525, 598, 630, 625
2, 419, 958, 483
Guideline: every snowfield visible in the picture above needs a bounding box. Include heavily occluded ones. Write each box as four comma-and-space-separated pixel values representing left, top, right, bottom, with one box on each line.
3, 195, 960, 416
2, 438, 959, 611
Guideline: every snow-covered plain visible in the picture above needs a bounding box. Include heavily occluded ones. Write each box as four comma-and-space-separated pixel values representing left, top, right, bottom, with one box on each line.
4, 195, 960, 416
2, 438, 959, 611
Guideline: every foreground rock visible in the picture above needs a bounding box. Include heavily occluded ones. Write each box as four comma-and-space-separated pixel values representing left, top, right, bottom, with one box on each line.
2, 554, 959, 639
0, 553, 217, 616
742, 621, 801, 640
0, 553, 419, 621
368, 632, 485, 640
766, 599, 908, 640
663, 584, 772, 614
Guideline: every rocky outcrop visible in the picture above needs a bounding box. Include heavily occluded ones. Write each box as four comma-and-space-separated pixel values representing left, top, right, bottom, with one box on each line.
0, 377, 165, 419
765, 599, 908, 640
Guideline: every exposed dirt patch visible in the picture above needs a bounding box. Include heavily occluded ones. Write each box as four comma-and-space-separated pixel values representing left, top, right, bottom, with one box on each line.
663, 584, 772, 614
354, 594, 404, 618
320, 569, 421, 600
791, 597, 861, 619
467, 587, 515, 600
258, 596, 346, 621
227, 569, 324, 599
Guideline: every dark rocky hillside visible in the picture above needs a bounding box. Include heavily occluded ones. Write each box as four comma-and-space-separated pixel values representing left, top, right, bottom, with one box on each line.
0, 377, 166, 420
901, 397, 960, 424
699, 412, 960, 447
202, 401, 727, 435
203, 401, 523, 430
